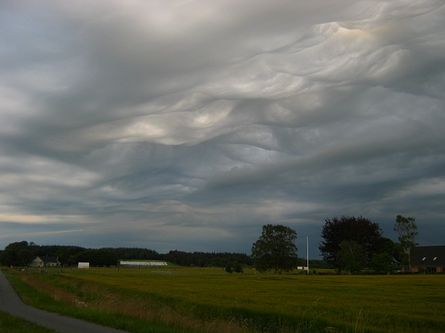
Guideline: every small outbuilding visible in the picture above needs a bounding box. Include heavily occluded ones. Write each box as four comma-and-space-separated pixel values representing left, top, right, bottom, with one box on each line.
411, 246, 445, 273
29, 256, 45, 268
44, 256, 61, 267
78, 262, 90, 269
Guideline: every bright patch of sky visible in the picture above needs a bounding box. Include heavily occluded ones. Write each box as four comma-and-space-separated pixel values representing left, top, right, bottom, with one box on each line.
1, 0, 444, 254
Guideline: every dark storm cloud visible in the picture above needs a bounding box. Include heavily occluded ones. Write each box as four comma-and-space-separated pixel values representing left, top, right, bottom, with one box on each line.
1, 0, 445, 253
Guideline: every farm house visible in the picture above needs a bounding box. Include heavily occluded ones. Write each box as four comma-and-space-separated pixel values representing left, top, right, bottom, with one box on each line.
29, 256, 44, 268
411, 246, 445, 273
29, 256, 61, 268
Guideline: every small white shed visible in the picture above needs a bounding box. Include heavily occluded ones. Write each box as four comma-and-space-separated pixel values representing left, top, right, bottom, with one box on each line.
78, 262, 90, 269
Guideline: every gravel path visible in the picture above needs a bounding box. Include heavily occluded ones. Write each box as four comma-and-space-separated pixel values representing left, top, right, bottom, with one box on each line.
0, 270, 129, 333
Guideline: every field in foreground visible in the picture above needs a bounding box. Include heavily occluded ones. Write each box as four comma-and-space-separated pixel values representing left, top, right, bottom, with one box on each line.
0, 310, 55, 333
3, 267, 445, 333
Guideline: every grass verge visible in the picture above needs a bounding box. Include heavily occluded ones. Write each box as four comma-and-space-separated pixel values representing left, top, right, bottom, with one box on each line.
3, 269, 200, 333
0, 310, 56, 333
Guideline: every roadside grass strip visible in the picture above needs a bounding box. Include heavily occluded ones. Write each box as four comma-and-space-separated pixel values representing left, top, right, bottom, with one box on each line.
0, 310, 56, 333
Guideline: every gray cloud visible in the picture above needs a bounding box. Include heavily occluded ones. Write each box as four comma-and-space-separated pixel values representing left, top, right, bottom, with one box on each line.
1, 0, 445, 254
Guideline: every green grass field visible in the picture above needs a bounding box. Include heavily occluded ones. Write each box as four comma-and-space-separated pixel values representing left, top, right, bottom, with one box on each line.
0, 311, 55, 333
3, 267, 445, 333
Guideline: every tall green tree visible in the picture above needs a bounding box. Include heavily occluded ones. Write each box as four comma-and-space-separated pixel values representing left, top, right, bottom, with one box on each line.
394, 215, 417, 269
320, 216, 383, 271
367, 237, 397, 274
251, 224, 298, 273
337, 240, 366, 273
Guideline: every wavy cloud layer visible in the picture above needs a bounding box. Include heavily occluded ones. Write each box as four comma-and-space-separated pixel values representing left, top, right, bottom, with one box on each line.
1, 0, 444, 252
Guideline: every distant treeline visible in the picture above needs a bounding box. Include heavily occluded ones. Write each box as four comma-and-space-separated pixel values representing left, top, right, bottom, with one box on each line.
0, 241, 253, 268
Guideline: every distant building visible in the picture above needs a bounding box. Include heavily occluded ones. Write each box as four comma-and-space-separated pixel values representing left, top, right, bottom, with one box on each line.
29, 256, 61, 268
119, 260, 168, 267
78, 262, 90, 269
44, 256, 61, 267
29, 256, 44, 268
411, 246, 445, 273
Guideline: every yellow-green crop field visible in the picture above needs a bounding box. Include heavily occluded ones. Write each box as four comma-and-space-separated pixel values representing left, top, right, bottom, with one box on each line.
4, 267, 445, 333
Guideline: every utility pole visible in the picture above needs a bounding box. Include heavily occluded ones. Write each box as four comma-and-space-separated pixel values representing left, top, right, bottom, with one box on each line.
306, 236, 309, 275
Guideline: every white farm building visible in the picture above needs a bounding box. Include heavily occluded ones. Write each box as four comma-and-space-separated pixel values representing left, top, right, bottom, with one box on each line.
119, 260, 168, 267
78, 262, 90, 269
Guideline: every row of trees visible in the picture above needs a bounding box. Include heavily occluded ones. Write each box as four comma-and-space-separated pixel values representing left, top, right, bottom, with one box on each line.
251, 215, 418, 273
0, 215, 417, 274
0, 242, 252, 268
320, 215, 417, 273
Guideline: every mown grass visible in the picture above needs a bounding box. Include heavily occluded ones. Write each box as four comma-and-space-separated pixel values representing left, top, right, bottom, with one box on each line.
4, 267, 445, 333
0, 310, 56, 333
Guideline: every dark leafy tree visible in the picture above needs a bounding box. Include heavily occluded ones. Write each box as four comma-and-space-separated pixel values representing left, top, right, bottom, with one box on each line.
225, 265, 233, 273
337, 240, 366, 273
376, 237, 396, 254
35, 245, 85, 266
0, 241, 36, 266
163, 250, 251, 267
113, 247, 160, 261
224, 262, 243, 273
394, 215, 417, 268
233, 262, 243, 273
251, 224, 298, 273
320, 216, 383, 270
75, 249, 118, 267
370, 252, 395, 274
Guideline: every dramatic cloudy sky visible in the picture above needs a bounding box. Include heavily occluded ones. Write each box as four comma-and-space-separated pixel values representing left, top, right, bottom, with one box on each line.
1, 0, 444, 255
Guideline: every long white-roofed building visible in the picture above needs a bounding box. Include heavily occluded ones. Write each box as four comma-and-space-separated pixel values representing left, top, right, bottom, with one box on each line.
119, 260, 168, 267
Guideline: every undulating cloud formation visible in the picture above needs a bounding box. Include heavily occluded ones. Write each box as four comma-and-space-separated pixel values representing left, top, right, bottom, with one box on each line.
1, 0, 444, 254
